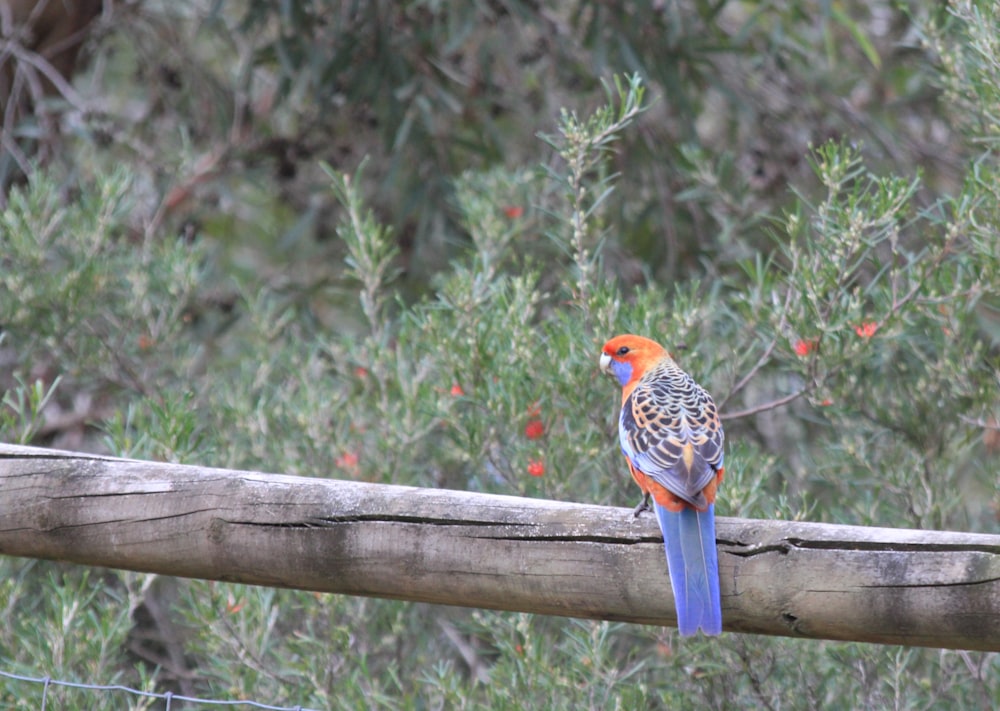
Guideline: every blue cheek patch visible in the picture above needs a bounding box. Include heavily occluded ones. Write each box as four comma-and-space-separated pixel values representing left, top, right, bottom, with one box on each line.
610, 359, 633, 387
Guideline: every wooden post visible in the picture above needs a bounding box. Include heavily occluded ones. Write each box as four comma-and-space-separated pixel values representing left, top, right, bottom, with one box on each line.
1, 444, 998, 651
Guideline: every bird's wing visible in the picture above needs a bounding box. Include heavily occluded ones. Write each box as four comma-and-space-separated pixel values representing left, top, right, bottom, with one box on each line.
619, 366, 723, 508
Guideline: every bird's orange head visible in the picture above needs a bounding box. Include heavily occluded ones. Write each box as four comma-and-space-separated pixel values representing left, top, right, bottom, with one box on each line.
599, 334, 670, 390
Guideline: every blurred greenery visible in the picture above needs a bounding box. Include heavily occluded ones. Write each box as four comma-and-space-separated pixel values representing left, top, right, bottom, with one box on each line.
1, 0, 999, 709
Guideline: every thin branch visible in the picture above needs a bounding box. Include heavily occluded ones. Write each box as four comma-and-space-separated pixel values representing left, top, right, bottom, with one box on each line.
721, 387, 808, 421
4, 40, 87, 109
718, 287, 794, 411
719, 336, 779, 412
959, 414, 1000, 430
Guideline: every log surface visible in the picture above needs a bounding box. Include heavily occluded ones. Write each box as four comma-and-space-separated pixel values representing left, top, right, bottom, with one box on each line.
1, 444, 998, 650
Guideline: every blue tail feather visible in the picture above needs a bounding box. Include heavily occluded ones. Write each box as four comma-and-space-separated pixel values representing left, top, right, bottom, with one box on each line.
654, 502, 722, 636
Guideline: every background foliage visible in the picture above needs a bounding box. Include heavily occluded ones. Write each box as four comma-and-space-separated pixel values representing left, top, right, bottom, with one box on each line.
1, 0, 999, 708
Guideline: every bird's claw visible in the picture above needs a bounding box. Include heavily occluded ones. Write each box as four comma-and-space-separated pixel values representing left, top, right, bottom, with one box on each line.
632, 494, 652, 518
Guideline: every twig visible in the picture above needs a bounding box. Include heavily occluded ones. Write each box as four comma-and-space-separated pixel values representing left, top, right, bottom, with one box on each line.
959, 414, 1000, 430
4, 40, 87, 109
721, 388, 807, 421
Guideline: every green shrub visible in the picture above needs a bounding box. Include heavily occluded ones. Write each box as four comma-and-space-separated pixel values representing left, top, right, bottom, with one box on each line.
1, 3, 999, 709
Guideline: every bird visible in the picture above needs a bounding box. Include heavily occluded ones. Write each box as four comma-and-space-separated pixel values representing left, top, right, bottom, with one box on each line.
600, 334, 725, 636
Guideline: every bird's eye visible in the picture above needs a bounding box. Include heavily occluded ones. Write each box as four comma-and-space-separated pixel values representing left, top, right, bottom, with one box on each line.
616, 346, 630, 356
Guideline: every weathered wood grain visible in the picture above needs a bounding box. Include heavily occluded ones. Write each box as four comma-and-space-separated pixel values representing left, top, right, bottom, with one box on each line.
1, 444, 997, 650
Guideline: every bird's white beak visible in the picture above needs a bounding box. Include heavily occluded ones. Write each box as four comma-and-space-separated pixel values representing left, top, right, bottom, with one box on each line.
599, 352, 611, 374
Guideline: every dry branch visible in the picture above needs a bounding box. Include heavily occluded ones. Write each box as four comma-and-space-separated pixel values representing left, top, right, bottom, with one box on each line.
1, 444, 998, 651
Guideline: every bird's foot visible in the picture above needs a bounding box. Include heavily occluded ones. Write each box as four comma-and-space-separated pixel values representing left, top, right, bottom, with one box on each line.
632, 494, 652, 518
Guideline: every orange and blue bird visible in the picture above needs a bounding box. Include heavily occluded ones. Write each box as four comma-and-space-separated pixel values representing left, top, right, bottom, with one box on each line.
600, 334, 724, 636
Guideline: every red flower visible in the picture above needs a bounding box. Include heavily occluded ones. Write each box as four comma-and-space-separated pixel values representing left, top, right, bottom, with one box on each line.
450, 383, 465, 397
524, 419, 545, 440
854, 321, 878, 339
336, 451, 359, 469
354, 366, 369, 379
225, 594, 244, 614
503, 205, 524, 219
793, 339, 816, 357
527, 459, 545, 477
